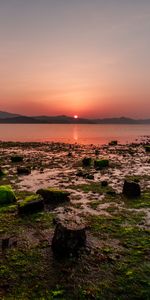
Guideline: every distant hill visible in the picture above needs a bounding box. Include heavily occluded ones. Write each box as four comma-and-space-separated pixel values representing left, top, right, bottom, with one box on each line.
0, 111, 21, 119
0, 111, 149, 124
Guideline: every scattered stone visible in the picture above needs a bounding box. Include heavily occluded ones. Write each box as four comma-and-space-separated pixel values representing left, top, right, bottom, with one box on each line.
101, 180, 108, 187
144, 145, 150, 152
82, 157, 92, 167
0, 168, 5, 177
86, 174, 94, 180
18, 194, 44, 215
67, 152, 72, 157
123, 180, 141, 198
109, 140, 118, 146
95, 149, 100, 155
52, 221, 86, 257
0, 185, 16, 205
1, 236, 17, 251
94, 159, 109, 170
36, 188, 70, 204
17, 166, 31, 175
11, 155, 23, 163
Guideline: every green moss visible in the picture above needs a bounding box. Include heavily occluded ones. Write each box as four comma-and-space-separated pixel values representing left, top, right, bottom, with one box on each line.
69, 182, 114, 195
124, 190, 150, 208
94, 159, 109, 170
18, 194, 42, 208
0, 185, 16, 205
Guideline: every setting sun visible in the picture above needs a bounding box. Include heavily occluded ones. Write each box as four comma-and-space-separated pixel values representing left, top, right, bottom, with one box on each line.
74, 115, 78, 119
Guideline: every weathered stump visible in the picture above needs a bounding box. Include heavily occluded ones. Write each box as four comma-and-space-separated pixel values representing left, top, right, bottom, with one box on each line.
52, 222, 86, 257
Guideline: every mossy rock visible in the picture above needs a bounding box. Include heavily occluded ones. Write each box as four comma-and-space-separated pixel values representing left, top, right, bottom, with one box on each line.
36, 188, 70, 204
0, 185, 16, 205
94, 159, 109, 170
144, 145, 150, 152
11, 155, 23, 163
82, 157, 92, 167
18, 194, 44, 215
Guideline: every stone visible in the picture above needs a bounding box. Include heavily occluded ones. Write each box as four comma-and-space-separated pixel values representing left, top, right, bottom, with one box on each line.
11, 155, 23, 163
94, 159, 109, 170
17, 166, 31, 175
52, 221, 86, 257
0, 168, 5, 177
101, 180, 108, 187
144, 145, 150, 152
123, 180, 141, 198
86, 174, 94, 180
109, 140, 118, 146
36, 188, 70, 204
18, 195, 44, 215
0, 185, 16, 205
82, 157, 92, 167
1, 236, 17, 251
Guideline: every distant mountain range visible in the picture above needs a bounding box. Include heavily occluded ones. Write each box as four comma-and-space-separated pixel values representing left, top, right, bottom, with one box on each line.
0, 111, 150, 124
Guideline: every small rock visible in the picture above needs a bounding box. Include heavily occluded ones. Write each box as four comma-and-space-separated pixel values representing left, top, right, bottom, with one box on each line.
0, 185, 16, 205
123, 180, 141, 198
94, 159, 109, 170
101, 180, 108, 187
11, 155, 23, 163
17, 166, 31, 175
82, 157, 92, 167
18, 195, 44, 215
36, 188, 70, 204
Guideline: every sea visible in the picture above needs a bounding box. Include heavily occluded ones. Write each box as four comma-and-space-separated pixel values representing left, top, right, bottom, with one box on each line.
0, 124, 149, 145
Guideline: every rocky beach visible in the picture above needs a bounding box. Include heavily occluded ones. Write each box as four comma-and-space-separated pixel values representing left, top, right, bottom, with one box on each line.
0, 139, 150, 299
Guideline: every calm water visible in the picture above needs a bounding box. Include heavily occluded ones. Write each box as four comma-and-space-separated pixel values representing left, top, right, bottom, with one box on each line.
0, 124, 149, 145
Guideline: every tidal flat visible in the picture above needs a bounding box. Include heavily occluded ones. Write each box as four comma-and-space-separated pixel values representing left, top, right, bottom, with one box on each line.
0, 139, 150, 300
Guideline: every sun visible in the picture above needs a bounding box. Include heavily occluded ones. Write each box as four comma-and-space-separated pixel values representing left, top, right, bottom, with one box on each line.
74, 115, 78, 119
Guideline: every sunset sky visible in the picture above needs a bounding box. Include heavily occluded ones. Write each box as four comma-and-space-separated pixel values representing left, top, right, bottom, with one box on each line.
0, 0, 150, 118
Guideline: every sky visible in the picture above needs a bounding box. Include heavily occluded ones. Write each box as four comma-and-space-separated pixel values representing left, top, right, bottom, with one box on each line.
0, 0, 150, 118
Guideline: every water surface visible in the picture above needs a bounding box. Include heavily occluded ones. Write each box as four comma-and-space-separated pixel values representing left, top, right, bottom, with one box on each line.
0, 124, 149, 144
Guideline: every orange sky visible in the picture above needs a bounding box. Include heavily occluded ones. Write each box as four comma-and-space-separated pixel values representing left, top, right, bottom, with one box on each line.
0, 1, 150, 118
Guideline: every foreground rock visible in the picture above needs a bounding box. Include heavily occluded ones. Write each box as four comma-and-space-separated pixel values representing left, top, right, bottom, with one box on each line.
52, 221, 86, 257
123, 180, 141, 198
36, 188, 70, 204
94, 159, 109, 170
11, 155, 23, 163
0, 185, 16, 205
18, 195, 44, 215
17, 166, 31, 175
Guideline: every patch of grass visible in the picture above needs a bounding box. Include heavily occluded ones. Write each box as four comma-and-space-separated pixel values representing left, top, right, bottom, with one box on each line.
69, 182, 115, 195
124, 190, 150, 208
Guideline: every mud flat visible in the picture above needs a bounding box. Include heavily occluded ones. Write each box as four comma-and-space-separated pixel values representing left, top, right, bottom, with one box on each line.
0, 139, 150, 299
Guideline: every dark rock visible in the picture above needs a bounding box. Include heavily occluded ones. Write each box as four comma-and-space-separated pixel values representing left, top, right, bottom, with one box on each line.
11, 155, 23, 163
1, 236, 17, 251
0, 168, 5, 177
101, 180, 108, 187
36, 188, 70, 204
94, 159, 109, 170
86, 174, 94, 180
52, 222, 86, 257
123, 180, 141, 198
95, 149, 100, 155
17, 166, 31, 175
109, 140, 118, 146
144, 145, 150, 152
18, 195, 44, 215
82, 157, 92, 167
